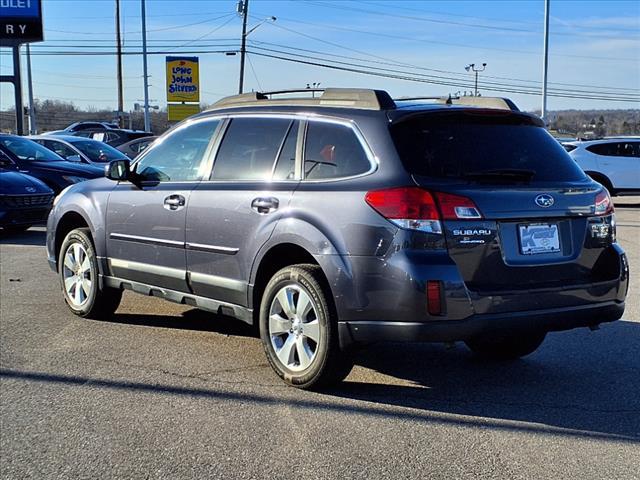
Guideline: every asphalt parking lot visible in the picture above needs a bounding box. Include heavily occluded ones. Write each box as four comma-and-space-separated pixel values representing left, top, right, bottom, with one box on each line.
1, 198, 639, 479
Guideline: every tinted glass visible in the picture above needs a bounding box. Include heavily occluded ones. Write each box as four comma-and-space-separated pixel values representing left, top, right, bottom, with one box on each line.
0, 149, 16, 169
563, 144, 577, 153
0, 137, 64, 162
43, 140, 77, 159
212, 117, 291, 181
390, 113, 586, 183
135, 118, 219, 182
72, 140, 128, 162
304, 122, 370, 180
587, 143, 616, 156
272, 121, 299, 180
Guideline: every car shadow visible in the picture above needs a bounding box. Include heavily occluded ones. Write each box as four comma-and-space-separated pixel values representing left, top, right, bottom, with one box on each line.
98, 308, 639, 440
0, 228, 46, 246
326, 320, 640, 440
106, 308, 258, 338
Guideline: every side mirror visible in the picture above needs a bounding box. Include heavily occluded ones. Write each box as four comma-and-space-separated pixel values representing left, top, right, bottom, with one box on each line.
105, 159, 131, 181
67, 154, 82, 163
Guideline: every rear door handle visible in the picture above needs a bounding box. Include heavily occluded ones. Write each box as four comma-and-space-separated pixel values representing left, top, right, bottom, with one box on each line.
164, 194, 186, 211
251, 197, 279, 214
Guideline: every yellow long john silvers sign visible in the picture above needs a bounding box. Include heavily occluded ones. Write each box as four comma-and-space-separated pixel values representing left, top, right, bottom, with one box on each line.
166, 56, 200, 103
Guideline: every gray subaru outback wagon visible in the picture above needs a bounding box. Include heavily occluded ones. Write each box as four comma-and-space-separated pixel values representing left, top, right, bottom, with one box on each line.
47, 88, 628, 389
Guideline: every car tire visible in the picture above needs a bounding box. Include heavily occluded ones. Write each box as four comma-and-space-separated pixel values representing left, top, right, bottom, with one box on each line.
59, 228, 122, 319
465, 331, 546, 360
1, 224, 31, 235
586, 172, 615, 196
259, 264, 353, 389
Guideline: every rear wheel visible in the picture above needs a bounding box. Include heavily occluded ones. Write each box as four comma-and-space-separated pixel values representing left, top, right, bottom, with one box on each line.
465, 331, 546, 360
259, 264, 353, 389
586, 172, 615, 196
59, 228, 122, 319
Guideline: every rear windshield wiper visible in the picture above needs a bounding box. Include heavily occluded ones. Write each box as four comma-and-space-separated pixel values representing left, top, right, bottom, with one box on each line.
462, 168, 536, 182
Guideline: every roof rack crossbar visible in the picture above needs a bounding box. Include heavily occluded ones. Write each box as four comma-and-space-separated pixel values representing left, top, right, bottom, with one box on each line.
209, 88, 396, 111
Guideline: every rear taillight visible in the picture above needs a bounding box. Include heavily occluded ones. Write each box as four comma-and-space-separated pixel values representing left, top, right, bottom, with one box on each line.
594, 189, 614, 215
365, 187, 442, 233
434, 192, 483, 220
365, 187, 483, 233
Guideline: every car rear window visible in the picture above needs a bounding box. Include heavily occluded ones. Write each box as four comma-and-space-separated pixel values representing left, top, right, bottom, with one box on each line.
390, 112, 586, 183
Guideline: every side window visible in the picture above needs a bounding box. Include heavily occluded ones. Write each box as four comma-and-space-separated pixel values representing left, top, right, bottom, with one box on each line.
272, 121, 299, 180
617, 142, 640, 158
135, 118, 220, 182
587, 143, 616, 156
0, 149, 16, 168
212, 117, 291, 181
45, 140, 76, 159
304, 121, 371, 180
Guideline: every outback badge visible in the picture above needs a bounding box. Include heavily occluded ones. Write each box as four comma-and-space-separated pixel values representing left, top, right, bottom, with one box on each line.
535, 194, 554, 208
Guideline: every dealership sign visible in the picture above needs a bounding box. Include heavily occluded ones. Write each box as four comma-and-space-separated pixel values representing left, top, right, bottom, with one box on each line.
166, 56, 200, 103
0, 0, 43, 44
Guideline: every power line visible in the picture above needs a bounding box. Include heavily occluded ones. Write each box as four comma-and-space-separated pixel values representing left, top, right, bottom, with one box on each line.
251, 12, 637, 62
249, 40, 640, 94
303, 0, 640, 40
247, 50, 640, 103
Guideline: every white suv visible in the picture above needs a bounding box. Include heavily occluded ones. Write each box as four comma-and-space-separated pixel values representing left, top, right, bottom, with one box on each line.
564, 137, 640, 196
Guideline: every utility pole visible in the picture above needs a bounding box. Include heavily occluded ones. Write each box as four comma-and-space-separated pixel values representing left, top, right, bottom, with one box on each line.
26, 43, 37, 134
12, 45, 24, 135
238, 0, 249, 94
541, 0, 550, 123
141, 0, 151, 132
465, 63, 487, 96
115, 0, 124, 127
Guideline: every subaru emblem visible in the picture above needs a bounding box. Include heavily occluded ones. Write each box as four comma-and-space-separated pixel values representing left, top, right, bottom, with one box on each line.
535, 194, 554, 208
25, 187, 36, 193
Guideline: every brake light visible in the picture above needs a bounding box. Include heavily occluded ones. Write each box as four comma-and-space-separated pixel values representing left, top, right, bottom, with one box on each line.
427, 281, 443, 315
434, 192, 483, 220
365, 187, 442, 233
594, 189, 614, 215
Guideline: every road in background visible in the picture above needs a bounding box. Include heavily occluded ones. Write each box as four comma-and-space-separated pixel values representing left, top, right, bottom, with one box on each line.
1, 198, 639, 479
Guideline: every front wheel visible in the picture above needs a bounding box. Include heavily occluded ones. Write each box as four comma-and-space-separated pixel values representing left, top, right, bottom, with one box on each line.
259, 264, 353, 389
59, 228, 122, 319
465, 331, 546, 360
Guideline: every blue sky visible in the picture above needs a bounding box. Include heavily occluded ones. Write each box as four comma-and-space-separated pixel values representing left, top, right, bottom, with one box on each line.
1, 0, 639, 112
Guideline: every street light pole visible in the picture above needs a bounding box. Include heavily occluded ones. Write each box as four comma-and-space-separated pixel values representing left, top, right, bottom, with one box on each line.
465, 63, 487, 96
238, 0, 249, 94
115, 0, 124, 127
541, 0, 550, 123
141, 0, 151, 132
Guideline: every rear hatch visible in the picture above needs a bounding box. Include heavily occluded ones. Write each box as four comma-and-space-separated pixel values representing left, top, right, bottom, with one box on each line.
390, 109, 618, 296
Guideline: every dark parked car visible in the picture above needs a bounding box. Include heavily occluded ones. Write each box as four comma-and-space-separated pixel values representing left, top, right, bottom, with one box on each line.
0, 163, 54, 233
117, 136, 158, 159
0, 135, 104, 193
30, 135, 130, 165
73, 128, 153, 148
46, 88, 628, 389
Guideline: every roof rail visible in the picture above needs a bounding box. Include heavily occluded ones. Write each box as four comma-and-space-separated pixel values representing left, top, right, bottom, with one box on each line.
209, 88, 396, 111
395, 95, 520, 112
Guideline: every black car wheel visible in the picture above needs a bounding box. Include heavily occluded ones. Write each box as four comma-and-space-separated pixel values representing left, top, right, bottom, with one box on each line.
259, 264, 353, 389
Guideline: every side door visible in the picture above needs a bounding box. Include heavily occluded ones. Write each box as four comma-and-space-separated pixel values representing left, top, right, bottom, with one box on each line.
591, 142, 640, 189
105, 117, 221, 292
186, 116, 300, 306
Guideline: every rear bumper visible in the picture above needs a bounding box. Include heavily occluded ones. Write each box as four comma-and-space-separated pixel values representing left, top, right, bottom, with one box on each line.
339, 300, 625, 346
